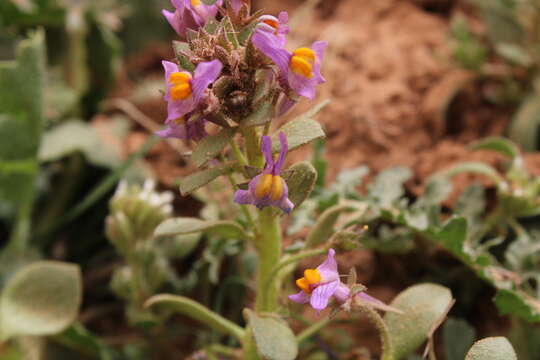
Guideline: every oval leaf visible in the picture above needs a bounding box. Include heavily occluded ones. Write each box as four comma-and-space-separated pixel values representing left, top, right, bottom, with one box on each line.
155, 217, 247, 240
508, 96, 540, 151
273, 119, 325, 153
470, 137, 520, 160
0, 261, 82, 340
192, 127, 236, 167
465, 337, 517, 360
180, 163, 234, 195
282, 161, 317, 209
244, 309, 298, 360
384, 283, 453, 359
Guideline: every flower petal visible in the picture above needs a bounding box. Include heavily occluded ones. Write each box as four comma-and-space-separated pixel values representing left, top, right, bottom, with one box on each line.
260, 135, 274, 171
192, 60, 223, 103
252, 31, 291, 75
234, 189, 255, 205
310, 280, 339, 312
316, 249, 339, 282
273, 132, 288, 174
355, 292, 403, 314
289, 291, 310, 304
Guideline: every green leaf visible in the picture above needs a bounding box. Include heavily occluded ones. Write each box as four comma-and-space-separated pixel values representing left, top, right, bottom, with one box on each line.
54, 324, 117, 360
221, 16, 239, 48
436, 162, 506, 188
465, 337, 517, 360
494, 289, 540, 323
173, 41, 195, 72
155, 217, 247, 240
368, 167, 412, 208
282, 161, 318, 209
508, 97, 540, 151
146, 294, 245, 341
242, 95, 275, 127
192, 127, 236, 167
0, 261, 82, 340
495, 43, 533, 67
244, 309, 298, 360
443, 318, 476, 360
305, 204, 356, 248
39, 120, 120, 168
471, 136, 520, 159
273, 119, 325, 153
422, 176, 453, 205
384, 283, 453, 360
0, 30, 44, 208
436, 217, 471, 262
180, 164, 234, 195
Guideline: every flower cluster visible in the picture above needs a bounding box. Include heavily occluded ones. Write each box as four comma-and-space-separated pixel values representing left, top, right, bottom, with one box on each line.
156, 0, 327, 214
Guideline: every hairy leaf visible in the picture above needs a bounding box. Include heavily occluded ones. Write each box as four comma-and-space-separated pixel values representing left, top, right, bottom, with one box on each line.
273, 119, 325, 153
192, 127, 236, 167
155, 217, 247, 240
39, 120, 120, 168
0, 261, 82, 340
180, 164, 234, 195
465, 337, 517, 360
244, 310, 298, 360
283, 161, 318, 209
384, 283, 453, 359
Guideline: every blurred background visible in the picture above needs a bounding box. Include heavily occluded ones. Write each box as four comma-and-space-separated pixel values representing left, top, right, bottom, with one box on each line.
2, 0, 540, 359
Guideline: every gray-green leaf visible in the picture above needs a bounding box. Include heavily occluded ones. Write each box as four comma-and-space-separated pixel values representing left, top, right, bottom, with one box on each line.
273, 119, 325, 153
465, 337, 517, 360
283, 161, 318, 209
39, 120, 120, 168
155, 217, 247, 240
305, 204, 356, 248
0, 261, 82, 340
443, 317, 476, 360
384, 283, 453, 360
244, 309, 298, 360
180, 164, 234, 195
192, 127, 236, 167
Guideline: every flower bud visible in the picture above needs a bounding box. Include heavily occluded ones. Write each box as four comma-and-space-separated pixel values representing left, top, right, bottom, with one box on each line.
106, 180, 174, 252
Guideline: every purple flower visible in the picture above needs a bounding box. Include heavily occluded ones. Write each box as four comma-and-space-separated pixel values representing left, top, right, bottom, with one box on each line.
162, 59, 223, 122
252, 12, 289, 47
234, 132, 294, 213
252, 35, 327, 99
288, 249, 350, 313
162, 0, 223, 37
156, 116, 208, 141
289, 249, 399, 314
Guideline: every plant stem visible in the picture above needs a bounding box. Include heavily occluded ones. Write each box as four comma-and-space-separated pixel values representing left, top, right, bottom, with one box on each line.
296, 317, 331, 345
254, 207, 282, 312
145, 294, 245, 341
242, 127, 264, 168
355, 305, 394, 360
229, 140, 249, 172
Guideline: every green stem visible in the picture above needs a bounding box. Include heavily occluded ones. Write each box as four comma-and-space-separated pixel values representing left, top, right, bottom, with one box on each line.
229, 140, 249, 172
254, 207, 282, 312
6, 200, 32, 253
242, 127, 264, 168
296, 317, 331, 345
355, 305, 394, 360
145, 294, 245, 341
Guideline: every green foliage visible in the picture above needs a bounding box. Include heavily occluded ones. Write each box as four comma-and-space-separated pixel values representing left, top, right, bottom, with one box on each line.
0, 30, 44, 208
443, 318, 476, 360
384, 283, 453, 360
465, 337, 517, 360
39, 120, 120, 168
244, 310, 298, 360
0, 261, 82, 340
283, 161, 318, 209
155, 217, 248, 240
180, 163, 235, 195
